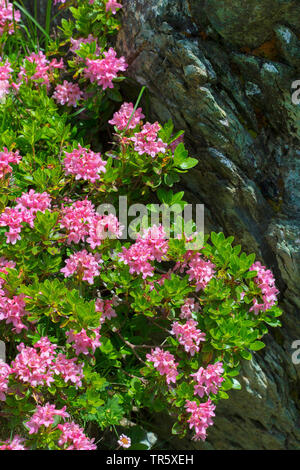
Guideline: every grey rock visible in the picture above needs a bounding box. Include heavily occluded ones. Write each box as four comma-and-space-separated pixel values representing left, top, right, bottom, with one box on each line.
117, 0, 300, 449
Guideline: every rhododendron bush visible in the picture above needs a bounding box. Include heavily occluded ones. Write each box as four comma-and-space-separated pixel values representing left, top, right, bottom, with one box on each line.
0, 0, 282, 451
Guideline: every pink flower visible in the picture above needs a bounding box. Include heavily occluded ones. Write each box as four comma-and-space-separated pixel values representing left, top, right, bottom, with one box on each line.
185, 399, 215, 441
18, 52, 64, 90
191, 362, 224, 398
0, 435, 27, 450
25, 403, 69, 434
0, 190, 52, 244
109, 102, 144, 131
0, 294, 27, 333
118, 434, 131, 448
130, 122, 168, 157
95, 297, 118, 323
66, 328, 101, 355
249, 262, 279, 314
186, 254, 215, 291
119, 225, 169, 279
170, 320, 205, 356
52, 353, 84, 388
57, 421, 97, 450
106, 0, 123, 15
146, 347, 179, 385
0, 0, 21, 35
84, 48, 127, 90
180, 298, 200, 320
11, 339, 57, 387
60, 199, 96, 244
0, 360, 11, 401
0, 147, 21, 179
70, 35, 100, 55
60, 249, 102, 285
63, 144, 107, 182
53, 81, 83, 107
0, 60, 13, 100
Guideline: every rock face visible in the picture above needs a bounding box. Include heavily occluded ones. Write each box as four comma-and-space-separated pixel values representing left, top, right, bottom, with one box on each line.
116, 0, 300, 449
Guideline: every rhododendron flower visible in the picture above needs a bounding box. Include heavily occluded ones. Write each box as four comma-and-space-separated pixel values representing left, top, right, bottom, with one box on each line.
0, 147, 21, 179
52, 353, 84, 388
118, 434, 131, 448
106, 0, 123, 15
146, 347, 179, 385
0, 435, 26, 450
53, 81, 83, 107
66, 328, 101, 355
60, 249, 102, 284
18, 52, 64, 89
191, 362, 224, 397
0, 257, 16, 295
63, 144, 107, 182
0, 294, 27, 333
0, 60, 13, 101
70, 35, 100, 55
170, 319, 206, 356
0, 0, 21, 35
109, 102, 144, 131
0, 360, 11, 401
95, 297, 117, 323
84, 48, 127, 89
186, 254, 215, 291
249, 262, 279, 314
119, 225, 169, 279
57, 421, 97, 450
180, 298, 200, 320
185, 399, 215, 441
25, 403, 69, 434
130, 122, 168, 157
11, 342, 55, 387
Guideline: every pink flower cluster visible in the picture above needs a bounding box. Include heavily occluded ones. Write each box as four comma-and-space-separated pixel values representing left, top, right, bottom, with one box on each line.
60, 199, 123, 248
95, 297, 117, 323
186, 254, 215, 291
63, 144, 107, 182
0, 60, 12, 101
146, 347, 178, 385
109, 102, 145, 131
66, 328, 101, 355
0, 0, 21, 35
0, 190, 51, 244
185, 399, 216, 441
0, 257, 16, 295
0, 435, 26, 450
119, 225, 169, 279
25, 403, 69, 435
0, 360, 11, 401
61, 249, 102, 285
84, 48, 127, 90
190, 362, 224, 398
249, 261, 279, 314
180, 298, 200, 320
170, 319, 206, 356
0, 147, 21, 179
11, 337, 84, 389
130, 122, 168, 158
70, 35, 100, 55
18, 52, 64, 89
0, 294, 27, 333
57, 421, 97, 450
53, 81, 83, 107
106, 0, 123, 15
